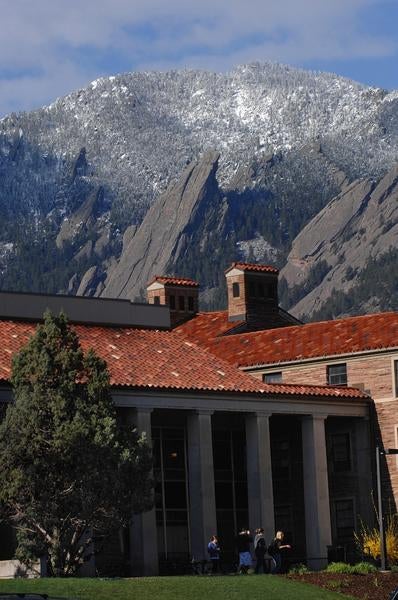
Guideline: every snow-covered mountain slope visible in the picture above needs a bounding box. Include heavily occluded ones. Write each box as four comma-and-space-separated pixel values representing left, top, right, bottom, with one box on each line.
1, 62, 398, 316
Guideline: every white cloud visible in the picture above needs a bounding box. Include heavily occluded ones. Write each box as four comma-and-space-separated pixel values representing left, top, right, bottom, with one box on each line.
0, 0, 396, 115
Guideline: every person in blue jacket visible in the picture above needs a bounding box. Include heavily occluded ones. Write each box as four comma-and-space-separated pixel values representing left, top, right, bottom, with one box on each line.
208, 535, 221, 574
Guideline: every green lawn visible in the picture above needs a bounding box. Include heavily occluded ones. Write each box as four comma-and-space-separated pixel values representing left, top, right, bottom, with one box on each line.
0, 575, 354, 600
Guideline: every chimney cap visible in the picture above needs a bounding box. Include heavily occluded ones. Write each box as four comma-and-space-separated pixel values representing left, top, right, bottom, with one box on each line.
225, 262, 279, 275
147, 275, 200, 288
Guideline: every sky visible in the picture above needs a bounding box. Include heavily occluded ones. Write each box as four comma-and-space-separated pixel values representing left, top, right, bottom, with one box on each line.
0, 0, 397, 118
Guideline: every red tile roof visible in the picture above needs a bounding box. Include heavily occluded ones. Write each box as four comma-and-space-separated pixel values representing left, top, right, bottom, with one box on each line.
175, 311, 245, 341
148, 276, 199, 287
226, 262, 279, 274
0, 320, 367, 399
177, 311, 398, 368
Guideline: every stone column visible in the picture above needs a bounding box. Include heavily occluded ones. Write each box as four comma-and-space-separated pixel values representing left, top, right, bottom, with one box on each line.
187, 410, 217, 561
245, 412, 275, 543
354, 417, 373, 526
302, 414, 332, 570
128, 408, 159, 576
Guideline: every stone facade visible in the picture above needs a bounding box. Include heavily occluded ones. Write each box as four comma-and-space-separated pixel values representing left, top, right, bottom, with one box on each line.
256, 350, 398, 510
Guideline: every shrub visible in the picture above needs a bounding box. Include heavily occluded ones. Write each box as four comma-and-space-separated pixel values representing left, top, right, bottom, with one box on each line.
355, 513, 398, 565
351, 562, 378, 574
289, 563, 310, 575
326, 562, 354, 574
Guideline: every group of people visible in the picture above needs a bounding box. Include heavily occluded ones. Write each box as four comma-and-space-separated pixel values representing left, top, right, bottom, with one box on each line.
207, 529, 291, 575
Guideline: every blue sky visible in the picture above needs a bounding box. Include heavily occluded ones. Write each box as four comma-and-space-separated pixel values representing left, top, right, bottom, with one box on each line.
0, 0, 397, 117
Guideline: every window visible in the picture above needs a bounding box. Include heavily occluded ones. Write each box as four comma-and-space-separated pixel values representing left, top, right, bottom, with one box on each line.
334, 498, 355, 541
257, 283, 265, 298
263, 371, 282, 383
330, 432, 351, 472
394, 360, 398, 397
232, 282, 240, 298
249, 281, 256, 298
188, 296, 194, 311
169, 295, 176, 310
267, 283, 276, 299
272, 439, 291, 480
327, 363, 347, 386
153, 295, 160, 305
178, 296, 185, 311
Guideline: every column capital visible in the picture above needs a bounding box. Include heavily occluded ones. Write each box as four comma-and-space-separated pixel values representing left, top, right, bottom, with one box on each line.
302, 413, 328, 422
134, 407, 154, 415
191, 409, 214, 416
249, 410, 273, 419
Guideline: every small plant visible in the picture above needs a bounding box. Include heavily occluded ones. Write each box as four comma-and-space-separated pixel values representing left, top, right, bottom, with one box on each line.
326, 562, 353, 574
351, 562, 378, 574
289, 563, 310, 575
390, 565, 398, 573
325, 579, 344, 592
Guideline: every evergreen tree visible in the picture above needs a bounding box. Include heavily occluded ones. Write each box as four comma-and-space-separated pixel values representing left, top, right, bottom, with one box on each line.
0, 312, 152, 576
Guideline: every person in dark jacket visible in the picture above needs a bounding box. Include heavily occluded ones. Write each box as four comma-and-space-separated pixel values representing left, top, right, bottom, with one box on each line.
207, 535, 221, 574
268, 531, 291, 573
254, 537, 268, 574
236, 528, 253, 574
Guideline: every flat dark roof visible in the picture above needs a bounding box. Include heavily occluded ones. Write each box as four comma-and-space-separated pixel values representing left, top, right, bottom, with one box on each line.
0, 291, 170, 329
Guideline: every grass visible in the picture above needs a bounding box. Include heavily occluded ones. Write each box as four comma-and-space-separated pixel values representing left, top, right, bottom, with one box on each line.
0, 575, 355, 600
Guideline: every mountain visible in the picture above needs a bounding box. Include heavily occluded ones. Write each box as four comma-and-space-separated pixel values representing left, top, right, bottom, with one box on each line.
280, 163, 398, 319
1, 62, 398, 317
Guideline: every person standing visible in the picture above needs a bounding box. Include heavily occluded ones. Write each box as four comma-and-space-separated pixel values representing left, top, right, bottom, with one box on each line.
236, 528, 253, 574
207, 535, 221, 574
254, 537, 268, 574
254, 527, 265, 550
268, 531, 291, 574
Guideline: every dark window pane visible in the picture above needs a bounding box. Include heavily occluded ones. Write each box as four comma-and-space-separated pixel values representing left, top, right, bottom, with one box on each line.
232, 282, 240, 298
235, 481, 248, 509
163, 438, 185, 470
257, 283, 265, 297
272, 439, 291, 480
327, 363, 347, 386
169, 295, 176, 310
335, 499, 355, 540
249, 282, 256, 297
164, 481, 187, 508
155, 483, 163, 508
263, 371, 282, 383
152, 438, 161, 469
213, 439, 232, 471
166, 510, 188, 525
163, 428, 185, 440
331, 433, 351, 472
188, 296, 194, 311
154, 296, 160, 305
215, 481, 234, 509
233, 440, 246, 476
179, 296, 185, 310
236, 510, 249, 532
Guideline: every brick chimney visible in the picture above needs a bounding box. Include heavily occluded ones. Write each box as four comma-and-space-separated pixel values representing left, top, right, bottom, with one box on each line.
147, 276, 199, 326
225, 262, 279, 325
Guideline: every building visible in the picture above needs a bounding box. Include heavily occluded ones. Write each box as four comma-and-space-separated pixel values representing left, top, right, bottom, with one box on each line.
0, 266, 378, 576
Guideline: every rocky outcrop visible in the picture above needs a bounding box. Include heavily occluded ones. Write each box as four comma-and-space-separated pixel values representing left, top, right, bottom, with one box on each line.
102, 151, 221, 300
56, 187, 105, 249
281, 163, 398, 317
76, 265, 105, 297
